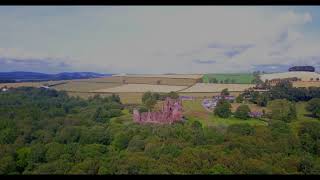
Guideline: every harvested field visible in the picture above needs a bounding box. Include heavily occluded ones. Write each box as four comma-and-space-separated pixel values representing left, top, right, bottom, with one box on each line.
92, 84, 188, 93
179, 92, 241, 99
52, 81, 122, 92
73, 76, 123, 83
180, 83, 255, 93
293, 81, 320, 88
112, 74, 203, 79
122, 77, 199, 86
260, 72, 320, 82
0, 82, 42, 88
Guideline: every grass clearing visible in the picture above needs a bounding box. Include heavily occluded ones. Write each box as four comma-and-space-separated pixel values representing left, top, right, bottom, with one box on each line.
290, 102, 320, 135
182, 99, 267, 127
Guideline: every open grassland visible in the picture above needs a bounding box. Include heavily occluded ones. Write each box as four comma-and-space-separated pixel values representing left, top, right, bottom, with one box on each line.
180, 83, 255, 93
203, 73, 255, 84
92, 84, 188, 93
182, 99, 267, 127
52, 81, 122, 92
231, 103, 268, 113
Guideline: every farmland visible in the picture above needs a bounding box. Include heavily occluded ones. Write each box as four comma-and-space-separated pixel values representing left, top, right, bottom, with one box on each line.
180, 83, 255, 93
52, 81, 122, 92
293, 81, 320, 88
92, 84, 188, 93
260, 71, 320, 82
0, 82, 42, 88
203, 73, 255, 84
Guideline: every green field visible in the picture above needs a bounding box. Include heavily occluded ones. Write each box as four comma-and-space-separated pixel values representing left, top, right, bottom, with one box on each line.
203, 73, 255, 84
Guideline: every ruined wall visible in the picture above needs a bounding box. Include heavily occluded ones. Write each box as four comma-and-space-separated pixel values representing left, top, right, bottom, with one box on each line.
133, 98, 183, 124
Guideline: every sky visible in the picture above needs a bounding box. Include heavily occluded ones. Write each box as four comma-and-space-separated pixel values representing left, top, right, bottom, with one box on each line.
1, 6, 320, 74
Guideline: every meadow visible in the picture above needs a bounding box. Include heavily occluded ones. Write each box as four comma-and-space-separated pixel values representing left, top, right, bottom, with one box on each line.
203, 73, 255, 84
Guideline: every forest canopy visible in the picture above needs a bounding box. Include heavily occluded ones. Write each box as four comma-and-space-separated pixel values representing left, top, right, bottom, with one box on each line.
0, 87, 320, 174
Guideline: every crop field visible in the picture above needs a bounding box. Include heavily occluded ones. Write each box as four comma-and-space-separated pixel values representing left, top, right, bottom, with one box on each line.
203, 73, 255, 84
92, 84, 188, 93
51, 81, 122, 92
180, 83, 255, 93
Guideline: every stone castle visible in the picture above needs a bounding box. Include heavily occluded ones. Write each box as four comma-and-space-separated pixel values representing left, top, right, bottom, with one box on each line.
133, 97, 183, 124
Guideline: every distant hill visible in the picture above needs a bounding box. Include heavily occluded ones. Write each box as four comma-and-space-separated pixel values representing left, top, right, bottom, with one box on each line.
0, 71, 112, 82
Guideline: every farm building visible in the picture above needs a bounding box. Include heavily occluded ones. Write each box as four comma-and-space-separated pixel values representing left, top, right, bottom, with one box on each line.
1, 87, 8, 92
260, 72, 320, 83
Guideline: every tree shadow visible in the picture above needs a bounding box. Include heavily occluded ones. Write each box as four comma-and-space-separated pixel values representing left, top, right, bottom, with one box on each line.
304, 113, 315, 118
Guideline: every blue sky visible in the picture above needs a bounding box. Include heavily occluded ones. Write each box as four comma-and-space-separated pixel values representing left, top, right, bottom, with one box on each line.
1, 6, 320, 74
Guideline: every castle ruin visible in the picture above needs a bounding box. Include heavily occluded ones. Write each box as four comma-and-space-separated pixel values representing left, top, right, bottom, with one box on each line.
133, 97, 183, 124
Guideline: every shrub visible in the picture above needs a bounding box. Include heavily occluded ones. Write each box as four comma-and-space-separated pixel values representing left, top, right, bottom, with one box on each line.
267, 99, 296, 122
214, 99, 231, 118
234, 105, 251, 120
306, 98, 320, 119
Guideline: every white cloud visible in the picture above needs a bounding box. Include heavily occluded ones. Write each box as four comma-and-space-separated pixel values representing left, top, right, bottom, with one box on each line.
0, 7, 319, 73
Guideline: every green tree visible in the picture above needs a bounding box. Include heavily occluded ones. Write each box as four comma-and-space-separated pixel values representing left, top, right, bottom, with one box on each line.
144, 97, 157, 111
227, 124, 255, 136
236, 95, 244, 103
138, 105, 148, 113
93, 107, 104, 123
112, 133, 131, 150
209, 164, 232, 174
306, 98, 320, 119
142, 91, 153, 104
0, 155, 16, 174
69, 158, 100, 174
234, 105, 251, 120
16, 147, 31, 173
190, 121, 205, 145
221, 88, 230, 96
167, 91, 179, 99
127, 136, 145, 152
267, 99, 296, 122
214, 99, 232, 118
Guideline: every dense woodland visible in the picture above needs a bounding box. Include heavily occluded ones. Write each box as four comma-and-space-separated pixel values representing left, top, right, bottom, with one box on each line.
1, 84, 320, 174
